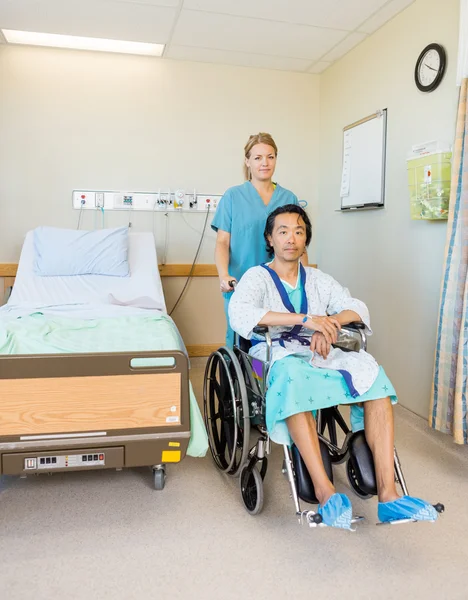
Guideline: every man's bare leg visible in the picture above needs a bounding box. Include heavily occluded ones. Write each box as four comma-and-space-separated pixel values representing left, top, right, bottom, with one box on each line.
363, 397, 400, 503
286, 411, 335, 505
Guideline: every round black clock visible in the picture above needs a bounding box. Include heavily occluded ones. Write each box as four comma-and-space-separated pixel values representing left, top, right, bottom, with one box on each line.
415, 43, 446, 92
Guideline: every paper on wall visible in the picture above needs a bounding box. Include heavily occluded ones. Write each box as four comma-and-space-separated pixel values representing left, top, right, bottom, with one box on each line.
344, 130, 352, 149
340, 145, 351, 197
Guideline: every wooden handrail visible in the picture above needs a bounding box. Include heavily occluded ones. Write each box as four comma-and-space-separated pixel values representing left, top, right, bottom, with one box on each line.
0, 263, 317, 278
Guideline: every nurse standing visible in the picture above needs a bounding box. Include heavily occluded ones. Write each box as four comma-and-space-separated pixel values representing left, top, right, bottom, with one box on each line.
212, 132, 299, 347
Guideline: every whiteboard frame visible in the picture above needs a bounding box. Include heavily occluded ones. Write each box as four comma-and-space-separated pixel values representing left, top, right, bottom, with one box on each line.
340, 108, 387, 211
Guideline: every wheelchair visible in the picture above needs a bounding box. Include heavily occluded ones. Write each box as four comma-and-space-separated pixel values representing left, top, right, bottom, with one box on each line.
203, 324, 444, 527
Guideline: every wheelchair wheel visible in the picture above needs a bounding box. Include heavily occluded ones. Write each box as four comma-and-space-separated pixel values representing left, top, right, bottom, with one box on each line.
240, 463, 264, 516
346, 459, 373, 499
203, 347, 250, 476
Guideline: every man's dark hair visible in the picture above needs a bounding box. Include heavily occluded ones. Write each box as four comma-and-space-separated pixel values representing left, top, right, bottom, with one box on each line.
264, 204, 312, 258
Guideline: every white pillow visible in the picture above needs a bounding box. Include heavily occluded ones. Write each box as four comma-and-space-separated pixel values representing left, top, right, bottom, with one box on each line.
34, 226, 129, 277
9, 231, 167, 311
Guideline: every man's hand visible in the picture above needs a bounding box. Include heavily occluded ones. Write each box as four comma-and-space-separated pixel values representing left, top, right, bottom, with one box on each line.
302, 315, 341, 344
220, 276, 237, 293
310, 332, 331, 358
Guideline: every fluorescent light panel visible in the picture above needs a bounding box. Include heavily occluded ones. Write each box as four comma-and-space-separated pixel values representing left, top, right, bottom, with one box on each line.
1, 29, 164, 56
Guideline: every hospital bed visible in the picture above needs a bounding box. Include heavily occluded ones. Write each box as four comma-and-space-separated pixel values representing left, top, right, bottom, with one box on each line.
0, 229, 208, 490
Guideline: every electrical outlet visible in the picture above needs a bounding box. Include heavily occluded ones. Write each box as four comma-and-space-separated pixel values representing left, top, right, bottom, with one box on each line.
96, 193, 104, 207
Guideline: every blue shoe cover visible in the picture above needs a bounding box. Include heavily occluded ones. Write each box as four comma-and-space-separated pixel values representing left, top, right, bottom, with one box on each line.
318, 493, 353, 530
378, 496, 438, 523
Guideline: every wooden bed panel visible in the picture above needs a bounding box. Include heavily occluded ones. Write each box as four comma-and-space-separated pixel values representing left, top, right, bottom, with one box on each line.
0, 372, 181, 436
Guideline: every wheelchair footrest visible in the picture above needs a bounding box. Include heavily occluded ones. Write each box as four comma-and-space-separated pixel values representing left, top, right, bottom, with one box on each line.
298, 511, 365, 531
376, 503, 444, 526
376, 518, 437, 526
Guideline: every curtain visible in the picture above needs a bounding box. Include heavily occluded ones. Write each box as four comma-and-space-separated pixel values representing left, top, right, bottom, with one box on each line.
430, 1, 468, 442
430, 79, 468, 443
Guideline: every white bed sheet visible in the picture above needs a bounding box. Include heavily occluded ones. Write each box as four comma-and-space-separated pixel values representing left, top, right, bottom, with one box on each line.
7, 230, 167, 312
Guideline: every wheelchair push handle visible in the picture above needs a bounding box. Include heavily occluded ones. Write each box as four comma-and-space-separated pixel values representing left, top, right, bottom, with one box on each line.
228, 279, 237, 289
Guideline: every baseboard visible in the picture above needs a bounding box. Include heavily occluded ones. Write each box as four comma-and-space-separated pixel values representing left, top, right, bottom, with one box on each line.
186, 344, 221, 357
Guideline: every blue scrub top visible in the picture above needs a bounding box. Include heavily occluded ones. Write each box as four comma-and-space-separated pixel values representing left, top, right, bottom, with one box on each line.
211, 181, 299, 283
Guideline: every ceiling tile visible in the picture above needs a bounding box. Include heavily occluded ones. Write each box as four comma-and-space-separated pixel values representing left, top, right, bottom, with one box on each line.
308, 61, 331, 74
182, 0, 390, 31
0, 0, 177, 43
166, 44, 313, 72
171, 9, 347, 60
357, 0, 415, 34
321, 32, 367, 62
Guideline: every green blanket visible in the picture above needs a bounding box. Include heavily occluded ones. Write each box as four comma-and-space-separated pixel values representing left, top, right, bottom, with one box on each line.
0, 312, 208, 457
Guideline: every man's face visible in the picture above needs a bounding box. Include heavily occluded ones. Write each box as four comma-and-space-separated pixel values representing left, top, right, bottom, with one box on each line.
267, 212, 307, 262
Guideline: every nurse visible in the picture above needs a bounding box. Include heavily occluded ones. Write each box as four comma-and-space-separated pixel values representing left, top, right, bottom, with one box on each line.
212, 132, 299, 347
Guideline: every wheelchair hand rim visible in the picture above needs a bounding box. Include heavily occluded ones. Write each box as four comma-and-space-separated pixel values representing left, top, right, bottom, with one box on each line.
203, 348, 250, 476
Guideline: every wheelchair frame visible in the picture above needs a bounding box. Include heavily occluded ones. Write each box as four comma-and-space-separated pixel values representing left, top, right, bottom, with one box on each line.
203, 325, 441, 527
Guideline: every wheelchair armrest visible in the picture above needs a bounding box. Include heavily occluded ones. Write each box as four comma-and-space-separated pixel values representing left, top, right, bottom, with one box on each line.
338, 321, 367, 352
342, 321, 366, 331
251, 326, 272, 364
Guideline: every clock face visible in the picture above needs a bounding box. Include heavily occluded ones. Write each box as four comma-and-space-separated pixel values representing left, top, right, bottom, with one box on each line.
418, 49, 440, 86
415, 43, 446, 92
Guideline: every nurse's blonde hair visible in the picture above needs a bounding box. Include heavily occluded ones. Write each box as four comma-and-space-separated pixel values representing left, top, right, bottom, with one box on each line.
243, 132, 278, 181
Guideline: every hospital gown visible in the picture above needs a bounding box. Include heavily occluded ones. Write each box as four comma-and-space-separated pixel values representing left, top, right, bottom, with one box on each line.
211, 181, 299, 346
229, 264, 397, 445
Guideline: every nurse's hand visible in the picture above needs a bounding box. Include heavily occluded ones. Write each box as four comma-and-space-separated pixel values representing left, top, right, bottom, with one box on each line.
220, 276, 237, 293
303, 315, 341, 345
310, 332, 331, 359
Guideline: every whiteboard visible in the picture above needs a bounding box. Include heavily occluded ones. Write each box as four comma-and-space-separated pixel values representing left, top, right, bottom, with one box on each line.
340, 109, 387, 209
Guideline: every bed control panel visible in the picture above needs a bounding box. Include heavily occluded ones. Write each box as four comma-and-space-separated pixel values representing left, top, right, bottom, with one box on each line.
1, 447, 124, 475
24, 453, 106, 470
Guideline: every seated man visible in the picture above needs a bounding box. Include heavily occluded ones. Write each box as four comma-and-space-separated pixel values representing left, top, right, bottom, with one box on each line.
229, 204, 438, 530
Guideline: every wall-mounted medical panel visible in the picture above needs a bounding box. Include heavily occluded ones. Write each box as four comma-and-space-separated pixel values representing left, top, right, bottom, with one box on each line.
72, 190, 221, 212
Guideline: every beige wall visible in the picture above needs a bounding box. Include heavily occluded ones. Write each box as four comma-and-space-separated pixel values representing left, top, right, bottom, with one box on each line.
0, 0, 461, 382
318, 0, 460, 417
0, 45, 320, 343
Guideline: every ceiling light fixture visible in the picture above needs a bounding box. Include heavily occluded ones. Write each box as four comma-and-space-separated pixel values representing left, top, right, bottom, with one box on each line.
1, 29, 164, 57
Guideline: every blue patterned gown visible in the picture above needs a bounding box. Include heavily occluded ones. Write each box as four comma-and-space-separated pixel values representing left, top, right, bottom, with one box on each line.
260, 266, 397, 445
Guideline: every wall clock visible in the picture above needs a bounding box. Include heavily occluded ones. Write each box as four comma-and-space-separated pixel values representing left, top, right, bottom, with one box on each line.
415, 43, 446, 92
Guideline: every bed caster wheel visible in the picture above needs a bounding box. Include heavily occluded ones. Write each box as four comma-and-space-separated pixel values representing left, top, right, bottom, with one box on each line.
153, 468, 166, 491
434, 503, 445, 514
240, 463, 264, 516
